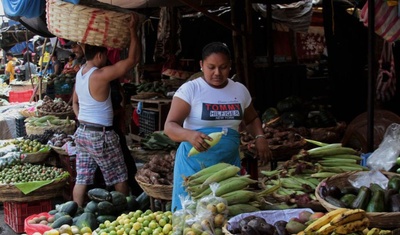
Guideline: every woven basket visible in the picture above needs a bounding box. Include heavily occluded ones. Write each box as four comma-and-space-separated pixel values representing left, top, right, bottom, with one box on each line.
46, 0, 132, 48
135, 175, 172, 201
50, 145, 69, 156
0, 177, 68, 202
25, 120, 76, 135
21, 151, 51, 163
37, 109, 75, 120
315, 171, 400, 229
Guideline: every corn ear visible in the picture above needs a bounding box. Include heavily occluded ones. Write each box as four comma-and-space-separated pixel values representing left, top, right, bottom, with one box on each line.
220, 190, 257, 205
201, 165, 240, 188
187, 162, 231, 181
228, 204, 260, 217
188, 131, 224, 156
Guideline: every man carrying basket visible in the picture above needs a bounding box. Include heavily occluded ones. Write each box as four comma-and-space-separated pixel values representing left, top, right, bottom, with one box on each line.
72, 13, 141, 207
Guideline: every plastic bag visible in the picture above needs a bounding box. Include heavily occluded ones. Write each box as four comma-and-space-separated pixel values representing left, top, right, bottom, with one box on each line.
367, 123, 400, 171
24, 212, 52, 235
195, 183, 229, 234
172, 195, 196, 235
348, 170, 389, 189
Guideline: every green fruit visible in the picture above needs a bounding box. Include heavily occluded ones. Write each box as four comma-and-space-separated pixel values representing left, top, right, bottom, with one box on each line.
396, 157, 400, 165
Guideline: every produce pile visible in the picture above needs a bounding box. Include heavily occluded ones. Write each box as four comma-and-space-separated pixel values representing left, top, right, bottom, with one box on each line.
37, 95, 73, 113
28, 187, 170, 235
48, 131, 75, 148
182, 163, 279, 217
261, 141, 366, 207
25, 115, 73, 127
318, 174, 400, 212
0, 163, 65, 183
136, 81, 167, 95
136, 151, 175, 185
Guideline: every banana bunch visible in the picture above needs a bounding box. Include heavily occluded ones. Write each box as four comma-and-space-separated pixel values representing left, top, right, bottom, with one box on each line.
303, 208, 369, 235
184, 162, 279, 216
365, 228, 393, 235
261, 140, 366, 206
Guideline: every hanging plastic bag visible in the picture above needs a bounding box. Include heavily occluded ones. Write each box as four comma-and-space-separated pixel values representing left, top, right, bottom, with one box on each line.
172, 195, 196, 235
367, 123, 400, 171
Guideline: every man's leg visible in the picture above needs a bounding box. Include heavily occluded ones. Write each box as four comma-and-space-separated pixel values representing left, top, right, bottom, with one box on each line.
73, 184, 88, 207
114, 181, 129, 196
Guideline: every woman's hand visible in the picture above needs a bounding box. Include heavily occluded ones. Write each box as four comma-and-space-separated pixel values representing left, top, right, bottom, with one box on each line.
254, 137, 272, 165
188, 131, 213, 153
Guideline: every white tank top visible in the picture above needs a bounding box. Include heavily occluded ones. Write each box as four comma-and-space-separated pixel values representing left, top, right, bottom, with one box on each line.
76, 66, 113, 126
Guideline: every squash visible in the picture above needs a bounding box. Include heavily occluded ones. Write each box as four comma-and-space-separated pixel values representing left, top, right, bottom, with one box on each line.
276, 96, 303, 112
111, 191, 128, 214
75, 212, 97, 231
261, 107, 279, 123
97, 201, 116, 215
58, 201, 79, 217
97, 215, 117, 224
51, 215, 73, 229
87, 188, 112, 202
126, 195, 140, 211
84, 200, 98, 214
280, 111, 305, 127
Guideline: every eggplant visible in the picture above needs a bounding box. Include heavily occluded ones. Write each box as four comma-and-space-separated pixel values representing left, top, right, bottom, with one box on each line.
273, 220, 289, 235
241, 225, 260, 235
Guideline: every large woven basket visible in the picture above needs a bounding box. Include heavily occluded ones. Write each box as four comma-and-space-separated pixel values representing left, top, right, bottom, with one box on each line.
315, 170, 400, 229
21, 150, 51, 163
37, 109, 76, 120
0, 177, 68, 202
46, 0, 132, 48
135, 175, 172, 201
25, 120, 76, 135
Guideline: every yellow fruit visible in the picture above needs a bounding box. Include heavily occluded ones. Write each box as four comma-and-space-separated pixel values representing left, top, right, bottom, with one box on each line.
80, 227, 92, 234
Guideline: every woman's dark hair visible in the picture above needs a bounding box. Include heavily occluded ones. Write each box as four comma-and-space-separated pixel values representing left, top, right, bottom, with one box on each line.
84, 44, 107, 60
201, 42, 231, 61
69, 53, 76, 59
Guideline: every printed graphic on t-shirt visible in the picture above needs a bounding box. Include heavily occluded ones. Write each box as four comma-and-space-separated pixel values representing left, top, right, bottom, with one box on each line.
202, 103, 242, 120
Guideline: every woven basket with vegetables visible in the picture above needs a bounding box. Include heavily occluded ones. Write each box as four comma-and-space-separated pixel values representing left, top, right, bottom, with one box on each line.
25, 115, 76, 135
135, 152, 175, 201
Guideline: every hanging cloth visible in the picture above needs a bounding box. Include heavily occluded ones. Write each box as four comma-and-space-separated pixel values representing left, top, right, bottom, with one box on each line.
3, 0, 45, 19
376, 41, 396, 102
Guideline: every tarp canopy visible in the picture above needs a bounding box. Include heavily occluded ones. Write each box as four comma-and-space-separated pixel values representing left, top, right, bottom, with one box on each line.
0, 23, 36, 51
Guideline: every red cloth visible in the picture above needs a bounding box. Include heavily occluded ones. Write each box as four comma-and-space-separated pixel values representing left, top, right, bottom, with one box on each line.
107, 48, 121, 65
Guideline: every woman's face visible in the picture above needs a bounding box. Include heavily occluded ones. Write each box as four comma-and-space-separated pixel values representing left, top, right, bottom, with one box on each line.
200, 53, 231, 88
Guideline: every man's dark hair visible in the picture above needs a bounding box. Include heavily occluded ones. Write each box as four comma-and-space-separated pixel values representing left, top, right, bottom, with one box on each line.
6, 52, 13, 57
84, 44, 107, 60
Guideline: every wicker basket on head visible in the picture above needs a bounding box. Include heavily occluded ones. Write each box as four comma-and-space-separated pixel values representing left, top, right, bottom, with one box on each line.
135, 175, 172, 201
46, 0, 132, 48
315, 170, 400, 229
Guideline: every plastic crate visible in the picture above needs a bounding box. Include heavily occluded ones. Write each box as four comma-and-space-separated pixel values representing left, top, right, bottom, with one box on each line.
8, 89, 34, 103
15, 117, 27, 137
4, 199, 52, 233
139, 110, 158, 135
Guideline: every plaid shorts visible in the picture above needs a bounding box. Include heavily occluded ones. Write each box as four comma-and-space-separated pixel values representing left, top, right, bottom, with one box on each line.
74, 126, 128, 186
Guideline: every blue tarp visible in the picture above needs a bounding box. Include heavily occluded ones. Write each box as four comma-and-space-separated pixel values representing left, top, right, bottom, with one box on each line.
9, 41, 34, 55
2, 0, 45, 19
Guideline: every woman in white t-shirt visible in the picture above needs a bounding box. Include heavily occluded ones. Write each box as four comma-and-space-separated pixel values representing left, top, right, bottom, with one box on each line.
164, 42, 272, 211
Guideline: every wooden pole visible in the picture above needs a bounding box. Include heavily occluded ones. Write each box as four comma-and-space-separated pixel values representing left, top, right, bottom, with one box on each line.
230, 0, 244, 83
367, 0, 376, 152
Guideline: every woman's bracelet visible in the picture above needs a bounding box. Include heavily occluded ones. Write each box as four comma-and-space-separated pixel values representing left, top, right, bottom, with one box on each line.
255, 134, 267, 140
